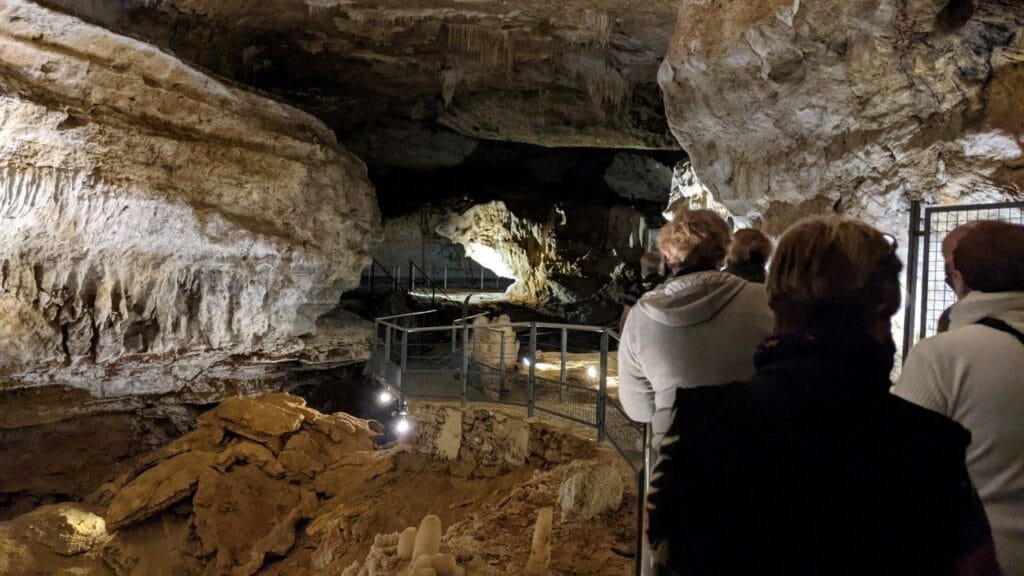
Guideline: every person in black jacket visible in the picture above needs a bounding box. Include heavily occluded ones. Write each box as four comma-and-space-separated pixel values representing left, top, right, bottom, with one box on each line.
646, 217, 1001, 576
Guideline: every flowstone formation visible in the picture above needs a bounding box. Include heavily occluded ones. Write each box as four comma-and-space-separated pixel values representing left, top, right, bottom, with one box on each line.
0, 0, 381, 396
0, 397, 636, 576
658, 0, 1023, 234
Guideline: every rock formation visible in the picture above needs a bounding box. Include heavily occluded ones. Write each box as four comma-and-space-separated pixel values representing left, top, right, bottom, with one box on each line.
557, 460, 625, 523
658, 0, 1023, 234
469, 315, 520, 371
437, 201, 573, 302
33, 0, 681, 159
525, 507, 554, 575
437, 199, 655, 307
0, 0, 381, 396
0, 396, 635, 576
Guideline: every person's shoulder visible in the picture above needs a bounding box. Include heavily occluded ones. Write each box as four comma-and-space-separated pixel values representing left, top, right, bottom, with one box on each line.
885, 393, 971, 450
906, 324, 1002, 362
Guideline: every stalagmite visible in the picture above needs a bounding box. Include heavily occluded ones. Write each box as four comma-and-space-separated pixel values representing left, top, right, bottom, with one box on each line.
411, 515, 442, 559
525, 507, 553, 575
411, 555, 434, 570
397, 526, 418, 560
430, 552, 458, 576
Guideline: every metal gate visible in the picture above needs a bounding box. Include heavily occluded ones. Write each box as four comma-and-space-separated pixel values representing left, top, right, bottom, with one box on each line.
903, 200, 1024, 356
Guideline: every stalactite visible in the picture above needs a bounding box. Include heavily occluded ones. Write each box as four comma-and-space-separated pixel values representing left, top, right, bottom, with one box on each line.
446, 24, 514, 71
441, 69, 464, 107
562, 55, 633, 115
0, 165, 93, 219
586, 71, 632, 115
577, 10, 612, 49
305, 0, 335, 20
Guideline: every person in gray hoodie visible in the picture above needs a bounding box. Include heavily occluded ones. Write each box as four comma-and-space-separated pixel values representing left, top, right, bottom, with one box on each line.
618, 209, 774, 447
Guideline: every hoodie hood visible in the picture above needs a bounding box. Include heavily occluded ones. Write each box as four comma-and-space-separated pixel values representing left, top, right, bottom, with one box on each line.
635, 271, 749, 327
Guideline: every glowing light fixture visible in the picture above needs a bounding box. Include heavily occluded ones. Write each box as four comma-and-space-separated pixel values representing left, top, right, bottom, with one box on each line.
586, 365, 599, 379
378, 389, 394, 405
395, 413, 412, 435
465, 242, 516, 279
522, 357, 531, 369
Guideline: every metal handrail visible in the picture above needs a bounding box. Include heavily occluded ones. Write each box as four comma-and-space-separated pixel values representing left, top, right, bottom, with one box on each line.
375, 309, 438, 323
408, 259, 453, 306
453, 312, 490, 325
365, 258, 399, 292
384, 320, 618, 335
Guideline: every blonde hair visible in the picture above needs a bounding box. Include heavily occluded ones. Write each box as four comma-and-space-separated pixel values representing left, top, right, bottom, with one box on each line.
768, 217, 902, 330
657, 209, 732, 269
727, 228, 773, 266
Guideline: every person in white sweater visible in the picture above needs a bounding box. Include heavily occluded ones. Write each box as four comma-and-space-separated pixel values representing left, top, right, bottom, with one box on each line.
895, 220, 1024, 575
618, 209, 773, 448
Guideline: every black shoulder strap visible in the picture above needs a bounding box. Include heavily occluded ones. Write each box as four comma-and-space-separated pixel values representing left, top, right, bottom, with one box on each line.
974, 317, 1024, 347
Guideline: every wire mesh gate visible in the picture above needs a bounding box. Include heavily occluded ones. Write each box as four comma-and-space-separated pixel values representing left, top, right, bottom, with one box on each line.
903, 200, 1024, 355
369, 310, 651, 574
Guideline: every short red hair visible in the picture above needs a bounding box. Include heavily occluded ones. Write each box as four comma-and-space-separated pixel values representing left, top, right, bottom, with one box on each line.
657, 209, 732, 269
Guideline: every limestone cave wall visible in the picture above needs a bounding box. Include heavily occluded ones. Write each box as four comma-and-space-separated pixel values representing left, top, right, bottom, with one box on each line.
0, 0, 381, 396
658, 0, 1023, 235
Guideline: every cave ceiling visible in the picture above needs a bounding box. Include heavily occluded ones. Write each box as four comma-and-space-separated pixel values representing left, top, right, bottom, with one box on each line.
37, 0, 682, 172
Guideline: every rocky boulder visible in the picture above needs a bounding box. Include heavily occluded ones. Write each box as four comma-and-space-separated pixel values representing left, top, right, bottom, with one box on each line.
200, 397, 305, 444
104, 451, 219, 530
557, 461, 624, 523
19, 504, 109, 556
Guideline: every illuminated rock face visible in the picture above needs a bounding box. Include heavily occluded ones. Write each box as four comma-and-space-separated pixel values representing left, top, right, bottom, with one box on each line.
0, 0, 381, 396
436, 200, 653, 306
437, 201, 574, 302
659, 0, 1023, 234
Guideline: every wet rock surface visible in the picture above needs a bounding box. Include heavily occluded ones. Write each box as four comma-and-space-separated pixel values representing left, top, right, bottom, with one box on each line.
0, 395, 636, 576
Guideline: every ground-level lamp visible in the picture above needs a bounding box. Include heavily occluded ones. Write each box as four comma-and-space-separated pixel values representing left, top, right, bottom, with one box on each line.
395, 410, 412, 435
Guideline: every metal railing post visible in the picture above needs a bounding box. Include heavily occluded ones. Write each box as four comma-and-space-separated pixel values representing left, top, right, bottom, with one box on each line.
451, 325, 458, 357
399, 330, 408, 410
499, 332, 507, 401
528, 323, 537, 418
636, 423, 652, 576
597, 330, 609, 442
903, 200, 922, 361
480, 266, 484, 290
408, 260, 414, 292
444, 266, 448, 290
384, 325, 392, 366
461, 324, 470, 406
560, 328, 568, 402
